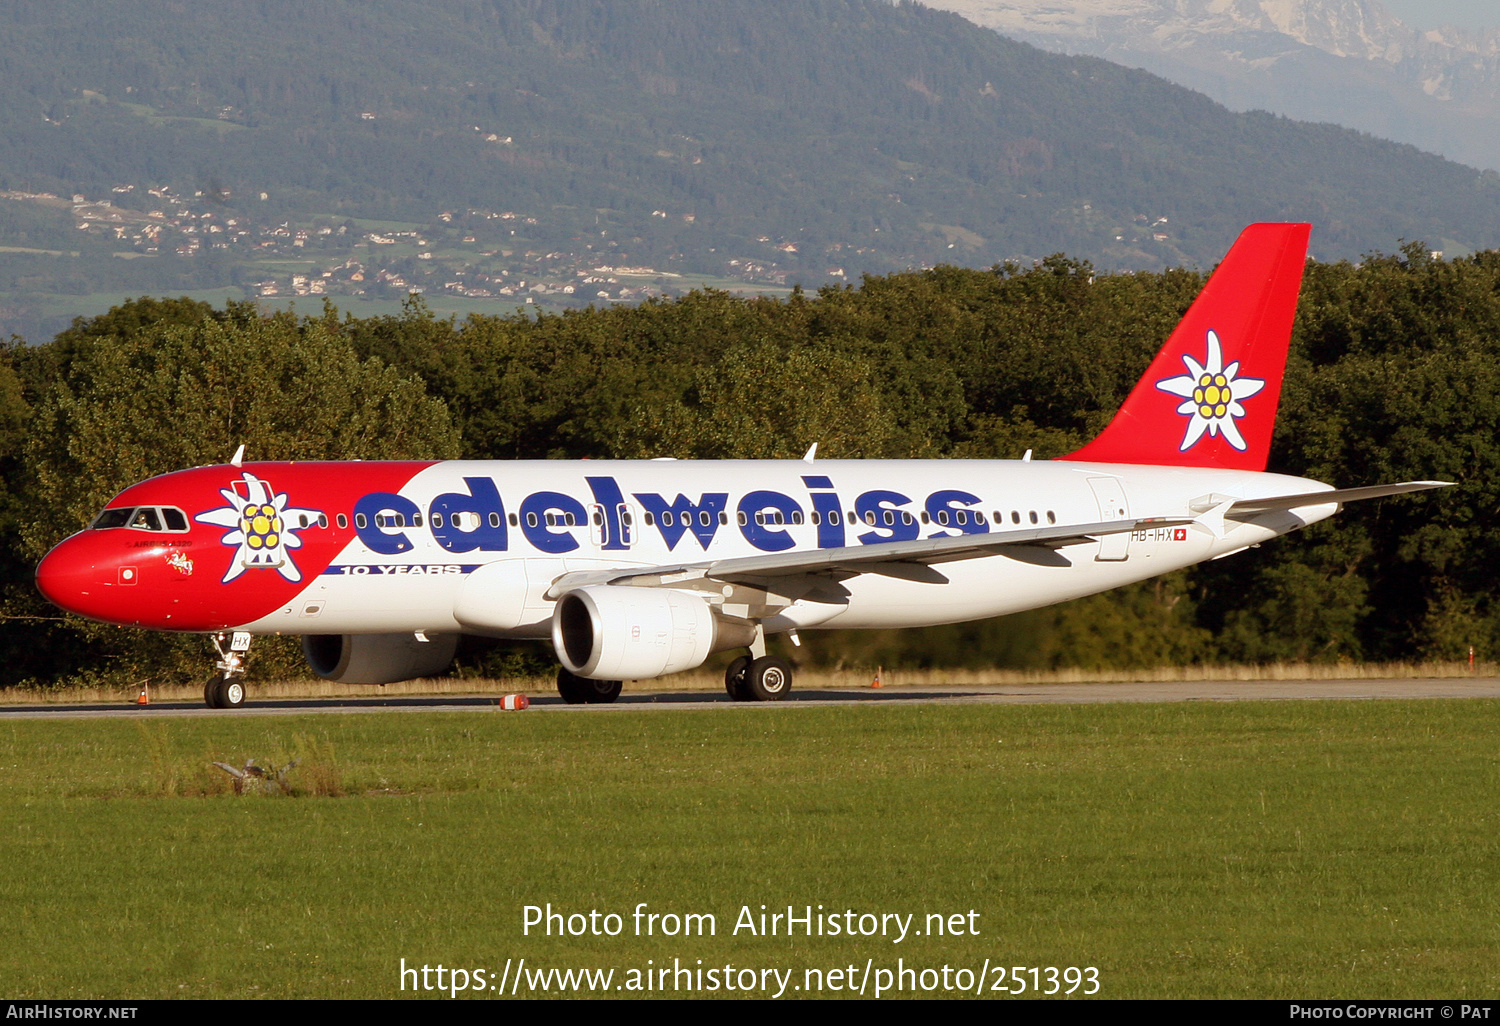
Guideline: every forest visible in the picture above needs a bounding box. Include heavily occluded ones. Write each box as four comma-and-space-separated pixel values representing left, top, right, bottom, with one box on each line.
0, 239, 1493, 689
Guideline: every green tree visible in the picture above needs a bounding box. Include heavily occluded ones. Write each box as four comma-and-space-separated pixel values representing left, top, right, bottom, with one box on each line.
4, 303, 459, 688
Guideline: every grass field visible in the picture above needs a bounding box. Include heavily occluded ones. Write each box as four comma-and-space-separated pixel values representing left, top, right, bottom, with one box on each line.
2, 700, 1498, 999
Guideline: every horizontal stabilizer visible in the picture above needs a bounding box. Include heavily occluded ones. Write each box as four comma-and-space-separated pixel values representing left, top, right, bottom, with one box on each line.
1228, 480, 1452, 513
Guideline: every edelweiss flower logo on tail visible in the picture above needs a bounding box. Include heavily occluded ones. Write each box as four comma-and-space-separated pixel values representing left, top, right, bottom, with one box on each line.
1154, 330, 1265, 452
195, 472, 326, 583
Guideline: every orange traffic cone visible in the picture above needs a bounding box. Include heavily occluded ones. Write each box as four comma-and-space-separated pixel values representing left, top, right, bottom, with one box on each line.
498, 694, 529, 710
136, 683, 150, 705
871, 665, 882, 689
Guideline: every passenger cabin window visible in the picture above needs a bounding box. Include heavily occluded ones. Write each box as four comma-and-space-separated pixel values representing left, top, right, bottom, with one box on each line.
337, 514, 348, 529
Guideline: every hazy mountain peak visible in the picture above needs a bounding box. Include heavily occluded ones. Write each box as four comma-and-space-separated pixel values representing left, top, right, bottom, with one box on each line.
927, 0, 1437, 60
924, 0, 1500, 169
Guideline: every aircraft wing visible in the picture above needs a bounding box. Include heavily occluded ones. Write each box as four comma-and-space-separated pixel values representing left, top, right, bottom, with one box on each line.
542, 479, 1453, 598
545, 516, 1187, 595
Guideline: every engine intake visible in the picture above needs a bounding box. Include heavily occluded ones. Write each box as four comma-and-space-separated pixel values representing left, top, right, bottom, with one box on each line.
303, 632, 458, 684
552, 586, 717, 680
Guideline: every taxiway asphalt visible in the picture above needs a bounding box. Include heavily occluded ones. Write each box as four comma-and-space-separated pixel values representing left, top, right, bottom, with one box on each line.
3, 677, 1498, 718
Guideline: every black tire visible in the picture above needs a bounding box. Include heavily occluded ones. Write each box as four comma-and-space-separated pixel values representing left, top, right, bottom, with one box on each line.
584, 678, 622, 704
557, 667, 590, 704
204, 674, 225, 708
724, 655, 752, 701
558, 668, 622, 705
745, 656, 793, 701
220, 677, 246, 709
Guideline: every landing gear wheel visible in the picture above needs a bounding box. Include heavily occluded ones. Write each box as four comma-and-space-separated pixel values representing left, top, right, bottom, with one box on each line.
557, 667, 589, 704
220, 678, 246, 709
745, 656, 793, 701
557, 668, 622, 705
724, 655, 752, 701
204, 674, 247, 709
584, 678, 622, 704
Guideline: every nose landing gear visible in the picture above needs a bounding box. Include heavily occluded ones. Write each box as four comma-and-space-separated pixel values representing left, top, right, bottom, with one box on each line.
204, 631, 252, 709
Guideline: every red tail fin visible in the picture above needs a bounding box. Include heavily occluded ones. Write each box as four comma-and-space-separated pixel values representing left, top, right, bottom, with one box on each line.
1059, 222, 1311, 471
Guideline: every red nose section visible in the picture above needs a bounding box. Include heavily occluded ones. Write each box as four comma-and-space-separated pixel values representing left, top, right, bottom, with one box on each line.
35, 537, 89, 615
35, 532, 152, 627
36, 461, 435, 632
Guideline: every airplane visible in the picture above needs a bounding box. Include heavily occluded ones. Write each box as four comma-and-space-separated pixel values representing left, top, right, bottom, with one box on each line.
34, 223, 1448, 708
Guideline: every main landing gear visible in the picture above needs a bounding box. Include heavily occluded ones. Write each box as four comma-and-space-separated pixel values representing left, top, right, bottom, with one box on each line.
204, 631, 252, 709
725, 654, 793, 702
556, 667, 622, 704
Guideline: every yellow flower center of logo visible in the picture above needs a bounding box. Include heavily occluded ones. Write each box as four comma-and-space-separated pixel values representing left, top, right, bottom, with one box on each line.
1192, 373, 1231, 418
239, 504, 283, 551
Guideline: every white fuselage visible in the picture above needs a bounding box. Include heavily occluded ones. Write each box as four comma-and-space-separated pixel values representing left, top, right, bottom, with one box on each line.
236, 459, 1335, 637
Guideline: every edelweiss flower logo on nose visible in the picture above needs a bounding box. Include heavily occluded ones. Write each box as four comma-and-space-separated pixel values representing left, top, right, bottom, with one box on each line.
1154, 330, 1265, 451
195, 472, 326, 583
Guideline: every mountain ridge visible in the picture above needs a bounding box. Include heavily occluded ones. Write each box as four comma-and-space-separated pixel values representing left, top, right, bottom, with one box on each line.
2, 0, 1500, 340
926, 0, 1500, 169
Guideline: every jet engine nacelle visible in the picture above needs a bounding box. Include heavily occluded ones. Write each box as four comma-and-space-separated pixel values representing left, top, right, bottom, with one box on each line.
552, 586, 717, 680
302, 632, 459, 684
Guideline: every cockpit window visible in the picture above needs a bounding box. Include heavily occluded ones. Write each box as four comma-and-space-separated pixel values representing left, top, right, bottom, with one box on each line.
129, 508, 162, 531
92, 508, 134, 530
90, 506, 190, 532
